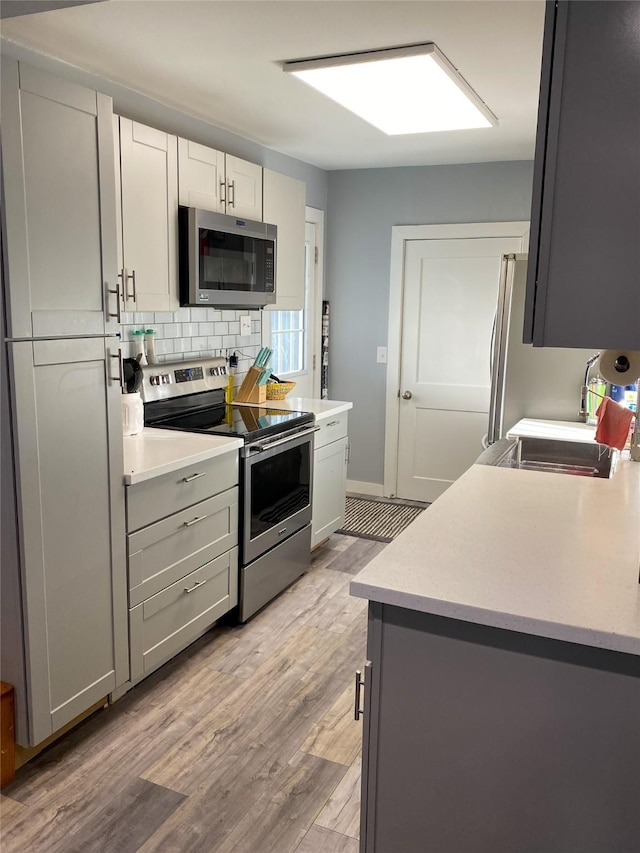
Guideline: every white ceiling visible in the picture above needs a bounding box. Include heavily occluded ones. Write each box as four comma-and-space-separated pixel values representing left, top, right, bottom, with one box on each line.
0, 0, 546, 170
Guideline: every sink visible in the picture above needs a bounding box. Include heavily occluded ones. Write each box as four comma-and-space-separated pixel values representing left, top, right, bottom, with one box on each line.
500, 437, 616, 478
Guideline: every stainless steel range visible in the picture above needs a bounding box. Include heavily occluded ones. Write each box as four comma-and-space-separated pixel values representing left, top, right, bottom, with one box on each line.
140, 357, 316, 621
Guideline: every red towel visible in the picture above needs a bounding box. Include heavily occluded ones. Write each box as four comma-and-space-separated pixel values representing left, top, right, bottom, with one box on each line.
594, 396, 634, 451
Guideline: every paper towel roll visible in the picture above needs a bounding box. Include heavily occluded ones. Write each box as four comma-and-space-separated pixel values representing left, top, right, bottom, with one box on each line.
597, 350, 640, 385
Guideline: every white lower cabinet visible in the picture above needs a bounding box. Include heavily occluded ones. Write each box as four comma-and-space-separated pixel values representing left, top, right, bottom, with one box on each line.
125, 451, 239, 685
311, 413, 349, 549
5, 338, 128, 746
129, 548, 238, 683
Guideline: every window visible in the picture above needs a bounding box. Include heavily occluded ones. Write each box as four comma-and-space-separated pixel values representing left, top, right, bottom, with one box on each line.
271, 309, 305, 376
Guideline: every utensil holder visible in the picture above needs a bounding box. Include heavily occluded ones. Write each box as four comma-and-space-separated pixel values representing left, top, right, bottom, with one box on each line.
235, 367, 267, 404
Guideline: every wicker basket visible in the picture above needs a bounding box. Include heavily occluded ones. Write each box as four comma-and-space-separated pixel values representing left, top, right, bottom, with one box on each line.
266, 381, 296, 400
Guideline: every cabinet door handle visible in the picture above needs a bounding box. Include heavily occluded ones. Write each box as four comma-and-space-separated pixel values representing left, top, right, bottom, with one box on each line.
182, 472, 206, 483
126, 269, 137, 302
184, 516, 206, 527
184, 579, 208, 594
220, 178, 226, 205
109, 349, 124, 389
354, 669, 365, 720
228, 180, 235, 207
326, 420, 340, 427
106, 281, 122, 324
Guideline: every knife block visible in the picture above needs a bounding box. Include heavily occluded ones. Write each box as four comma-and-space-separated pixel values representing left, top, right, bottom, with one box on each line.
235, 367, 267, 404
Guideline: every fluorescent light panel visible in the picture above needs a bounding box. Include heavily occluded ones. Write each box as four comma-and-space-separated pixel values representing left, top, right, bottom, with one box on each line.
283, 44, 497, 135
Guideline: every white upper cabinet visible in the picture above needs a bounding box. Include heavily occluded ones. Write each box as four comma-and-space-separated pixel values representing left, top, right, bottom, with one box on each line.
224, 154, 263, 220
116, 117, 179, 313
0, 58, 119, 339
177, 138, 225, 213
178, 138, 263, 221
263, 169, 306, 312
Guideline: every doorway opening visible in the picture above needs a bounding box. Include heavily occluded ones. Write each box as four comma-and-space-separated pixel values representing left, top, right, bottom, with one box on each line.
384, 222, 530, 502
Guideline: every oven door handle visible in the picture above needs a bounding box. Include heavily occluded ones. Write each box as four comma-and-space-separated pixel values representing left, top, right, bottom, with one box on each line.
244, 425, 320, 455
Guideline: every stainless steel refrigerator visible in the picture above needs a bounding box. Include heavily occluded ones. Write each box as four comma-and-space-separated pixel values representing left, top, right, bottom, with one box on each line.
487, 254, 595, 444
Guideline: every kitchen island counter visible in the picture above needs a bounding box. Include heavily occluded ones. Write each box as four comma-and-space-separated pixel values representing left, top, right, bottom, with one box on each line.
351, 459, 640, 654
353, 459, 640, 852
123, 428, 242, 485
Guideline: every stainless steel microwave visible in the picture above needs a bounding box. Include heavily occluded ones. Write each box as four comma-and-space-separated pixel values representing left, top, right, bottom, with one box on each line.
179, 207, 277, 309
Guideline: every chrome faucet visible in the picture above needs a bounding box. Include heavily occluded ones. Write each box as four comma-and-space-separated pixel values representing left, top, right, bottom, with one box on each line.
579, 353, 601, 419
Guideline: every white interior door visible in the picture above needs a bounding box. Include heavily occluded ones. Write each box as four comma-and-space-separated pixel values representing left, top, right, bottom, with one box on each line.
397, 236, 522, 502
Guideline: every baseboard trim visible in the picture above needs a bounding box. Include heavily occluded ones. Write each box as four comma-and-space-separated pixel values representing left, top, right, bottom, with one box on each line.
347, 480, 384, 498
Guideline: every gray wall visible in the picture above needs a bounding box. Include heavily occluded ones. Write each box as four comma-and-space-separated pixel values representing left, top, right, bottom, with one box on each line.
326, 161, 535, 488
0, 41, 328, 210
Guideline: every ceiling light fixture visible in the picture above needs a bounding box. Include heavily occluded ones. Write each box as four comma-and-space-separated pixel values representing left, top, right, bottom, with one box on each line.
283, 43, 498, 136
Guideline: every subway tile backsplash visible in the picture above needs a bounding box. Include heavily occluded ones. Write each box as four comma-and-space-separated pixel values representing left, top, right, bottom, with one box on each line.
120, 307, 264, 388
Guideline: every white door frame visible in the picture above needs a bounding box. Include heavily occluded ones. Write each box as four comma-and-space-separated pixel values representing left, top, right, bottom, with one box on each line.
306, 206, 325, 399
383, 221, 530, 497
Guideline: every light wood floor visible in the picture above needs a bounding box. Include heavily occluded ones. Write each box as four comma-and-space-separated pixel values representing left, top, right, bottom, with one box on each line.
0, 534, 386, 853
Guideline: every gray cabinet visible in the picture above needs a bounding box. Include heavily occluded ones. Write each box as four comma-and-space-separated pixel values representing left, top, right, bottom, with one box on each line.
6, 339, 128, 745
1, 58, 120, 339
359, 602, 640, 853
125, 452, 239, 684
524, 1, 640, 350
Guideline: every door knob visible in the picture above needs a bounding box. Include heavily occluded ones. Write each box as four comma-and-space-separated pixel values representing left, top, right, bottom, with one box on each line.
402, 390, 413, 400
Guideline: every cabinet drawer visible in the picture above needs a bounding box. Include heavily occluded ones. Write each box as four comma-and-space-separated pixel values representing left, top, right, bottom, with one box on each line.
127, 487, 238, 606
314, 412, 348, 449
126, 451, 238, 532
129, 547, 238, 683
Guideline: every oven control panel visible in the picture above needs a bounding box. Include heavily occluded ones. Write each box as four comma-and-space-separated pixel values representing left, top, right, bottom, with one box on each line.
175, 366, 204, 383
140, 356, 229, 403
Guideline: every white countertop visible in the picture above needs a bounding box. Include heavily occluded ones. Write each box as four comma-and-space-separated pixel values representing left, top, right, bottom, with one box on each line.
123, 428, 242, 485
506, 418, 598, 443
236, 397, 352, 420
350, 460, 640, 655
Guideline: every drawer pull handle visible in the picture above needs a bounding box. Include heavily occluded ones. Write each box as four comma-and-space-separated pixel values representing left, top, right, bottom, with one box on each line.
326, 420, 340, 427
109, 349, 124, 389
184, 579, 208, 594
183, 472, 207, 483
184, 516, 206, 527
126, 268, 137, 302
354, 669, 365, 720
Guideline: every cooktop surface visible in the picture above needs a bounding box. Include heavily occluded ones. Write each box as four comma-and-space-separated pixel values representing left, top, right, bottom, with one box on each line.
150, 403, 314, 442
